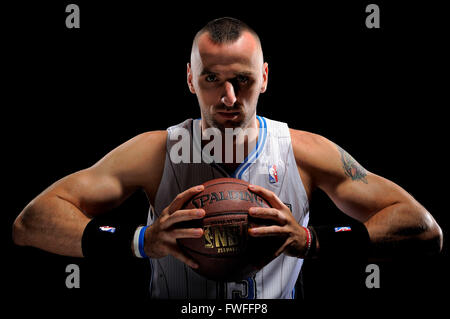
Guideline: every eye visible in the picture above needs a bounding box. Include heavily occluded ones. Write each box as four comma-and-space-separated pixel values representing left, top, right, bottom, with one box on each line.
205, 74, 217, 82
236, 75, 249, 84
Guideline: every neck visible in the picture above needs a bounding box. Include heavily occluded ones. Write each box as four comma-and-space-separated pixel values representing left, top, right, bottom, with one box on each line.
199, 116, 259, 169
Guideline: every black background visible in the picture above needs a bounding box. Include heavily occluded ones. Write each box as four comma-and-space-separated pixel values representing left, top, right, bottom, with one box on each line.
3, 0, 449, 315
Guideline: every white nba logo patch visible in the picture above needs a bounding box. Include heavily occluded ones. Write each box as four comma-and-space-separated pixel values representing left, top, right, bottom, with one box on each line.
99, 226, 116, 233
268, 164, 278, 183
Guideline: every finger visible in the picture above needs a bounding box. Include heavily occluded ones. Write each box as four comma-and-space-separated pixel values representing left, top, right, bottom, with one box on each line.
248, 225, 285, 237
274, 240, 291, 258
170, 244, 199, 269
171, 227, 204, 239
248, 184, 285, 209
168, 185, 205, 214
164, 209, 205, 228
248, 207, 287, 225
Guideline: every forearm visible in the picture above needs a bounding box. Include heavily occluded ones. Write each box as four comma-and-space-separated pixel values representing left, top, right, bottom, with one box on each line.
13, 194, 90, 257
364, 202, 443, 259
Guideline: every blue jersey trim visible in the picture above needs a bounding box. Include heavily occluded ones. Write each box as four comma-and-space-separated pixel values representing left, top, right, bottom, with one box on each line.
191, 116, 268, 179
232, 116, 267, 179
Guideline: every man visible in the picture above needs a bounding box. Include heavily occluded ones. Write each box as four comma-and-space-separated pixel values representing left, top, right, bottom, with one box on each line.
12, 17, 442, 299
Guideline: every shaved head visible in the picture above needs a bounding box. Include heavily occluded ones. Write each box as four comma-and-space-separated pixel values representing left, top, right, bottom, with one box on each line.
191, 17, 263, 63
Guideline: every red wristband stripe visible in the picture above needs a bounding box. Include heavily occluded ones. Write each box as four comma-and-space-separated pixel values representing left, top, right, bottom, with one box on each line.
303, 226, 312, 258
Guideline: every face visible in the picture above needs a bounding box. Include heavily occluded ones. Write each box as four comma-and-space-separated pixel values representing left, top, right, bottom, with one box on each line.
187, 31, 268, 131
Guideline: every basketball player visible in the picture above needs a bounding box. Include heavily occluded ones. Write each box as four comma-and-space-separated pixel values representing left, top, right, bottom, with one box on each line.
13, 17, 442, 299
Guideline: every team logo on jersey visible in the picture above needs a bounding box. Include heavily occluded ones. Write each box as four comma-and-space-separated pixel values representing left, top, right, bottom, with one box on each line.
99, 226, 116, 233
334, 226, 352, 232
268, 164, 278, 183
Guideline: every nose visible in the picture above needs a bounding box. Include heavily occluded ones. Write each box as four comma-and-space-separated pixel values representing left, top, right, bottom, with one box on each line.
221, 81, 237, 107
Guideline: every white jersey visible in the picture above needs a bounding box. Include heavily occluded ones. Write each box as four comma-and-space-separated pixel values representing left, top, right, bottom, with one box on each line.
147, 116, 310, 299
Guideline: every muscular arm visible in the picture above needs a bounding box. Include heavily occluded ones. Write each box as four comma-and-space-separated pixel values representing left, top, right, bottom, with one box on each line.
12, 131, 167, 257
291, 129, 443, 258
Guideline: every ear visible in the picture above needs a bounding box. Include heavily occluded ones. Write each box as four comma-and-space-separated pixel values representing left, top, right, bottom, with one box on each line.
260, 62, 269, 93
187, 63, 196, 94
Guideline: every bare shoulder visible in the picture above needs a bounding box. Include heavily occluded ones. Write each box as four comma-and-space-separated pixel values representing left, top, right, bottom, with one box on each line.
288, 129, 334, 195
289, 128, 369, 189
124, 130, 167, 154
289, 128, 338, 169
126, 130, 167, 147
289, 129, 328, 151
95, 130, 167, 166
92, 130, 167, 190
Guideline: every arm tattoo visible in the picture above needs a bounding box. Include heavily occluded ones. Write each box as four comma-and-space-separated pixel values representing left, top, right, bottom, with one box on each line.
336, 145, 368, 184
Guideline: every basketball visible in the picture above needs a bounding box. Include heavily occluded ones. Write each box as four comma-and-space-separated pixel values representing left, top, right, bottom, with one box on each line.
177, 178, 285, 281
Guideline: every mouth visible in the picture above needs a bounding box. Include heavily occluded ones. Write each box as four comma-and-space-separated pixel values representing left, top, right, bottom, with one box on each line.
216, 111, 241, 120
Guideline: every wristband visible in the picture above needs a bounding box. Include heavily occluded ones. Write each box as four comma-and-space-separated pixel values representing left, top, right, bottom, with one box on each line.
307, 226, 317, 258
81, 217, 137, 258
302, 227, 312, 258
310, 221, 370, 260
133, 225, 149, 258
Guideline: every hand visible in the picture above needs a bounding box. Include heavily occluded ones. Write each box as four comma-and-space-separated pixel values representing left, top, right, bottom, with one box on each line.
247, 184, 309, 258
144, 185, 205, 268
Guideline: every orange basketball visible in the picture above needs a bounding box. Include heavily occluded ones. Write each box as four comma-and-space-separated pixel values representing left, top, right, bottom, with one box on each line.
177, 178, 285, 281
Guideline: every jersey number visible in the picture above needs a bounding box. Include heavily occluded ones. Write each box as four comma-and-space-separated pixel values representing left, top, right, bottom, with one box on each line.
232, 276, 256, 299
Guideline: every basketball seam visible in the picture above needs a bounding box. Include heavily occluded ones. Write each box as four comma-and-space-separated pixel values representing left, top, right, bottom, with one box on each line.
203, 181, 249, 189
202, 211, 249, 218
